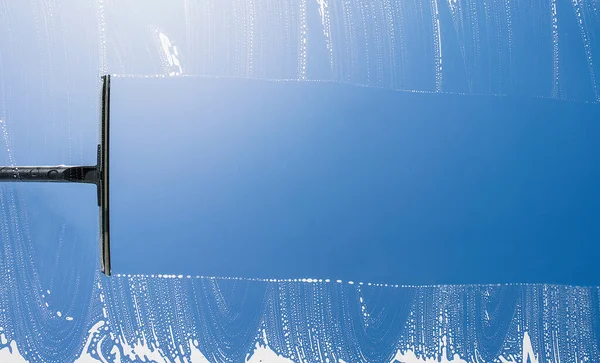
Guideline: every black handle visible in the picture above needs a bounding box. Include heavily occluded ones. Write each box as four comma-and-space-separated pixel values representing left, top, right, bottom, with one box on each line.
0, 166, 98, 184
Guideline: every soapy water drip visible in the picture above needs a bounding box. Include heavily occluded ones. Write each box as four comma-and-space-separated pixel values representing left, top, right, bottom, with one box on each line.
102, 0, 600, 102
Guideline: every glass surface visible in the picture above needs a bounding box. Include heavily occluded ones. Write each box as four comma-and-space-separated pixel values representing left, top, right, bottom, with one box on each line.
0, 0, 598, 362
111, 76, 600, 285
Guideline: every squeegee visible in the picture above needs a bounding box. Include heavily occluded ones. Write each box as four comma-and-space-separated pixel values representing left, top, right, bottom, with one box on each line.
0, 75, 112, 276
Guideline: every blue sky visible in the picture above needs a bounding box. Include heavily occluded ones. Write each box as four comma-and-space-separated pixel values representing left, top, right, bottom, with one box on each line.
1, 0, 600, 362
110, 77, 600, 286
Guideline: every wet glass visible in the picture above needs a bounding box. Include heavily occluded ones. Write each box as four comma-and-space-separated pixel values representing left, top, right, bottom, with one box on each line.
0, 0, 599, 361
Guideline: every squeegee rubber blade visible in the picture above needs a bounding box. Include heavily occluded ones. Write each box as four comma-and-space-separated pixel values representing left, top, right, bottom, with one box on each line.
100, 75, 111, 276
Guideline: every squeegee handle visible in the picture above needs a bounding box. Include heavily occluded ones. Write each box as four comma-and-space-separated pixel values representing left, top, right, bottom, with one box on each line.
0, 166, 97, 184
